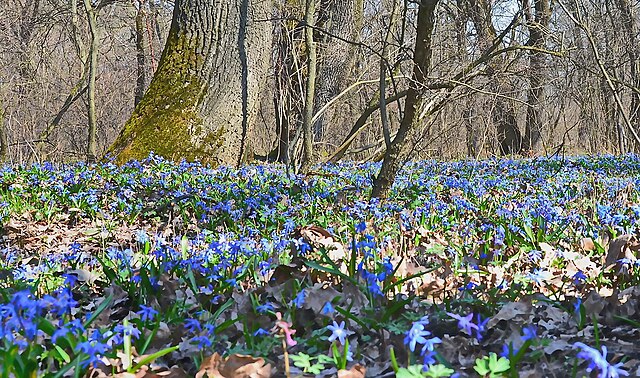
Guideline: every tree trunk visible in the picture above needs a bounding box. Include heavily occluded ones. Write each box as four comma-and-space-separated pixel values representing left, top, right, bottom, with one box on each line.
521, 0, 551, 153
371, 0, 439, 199
0, 96, 7, 161
312, 0, 362, 142
614, 0, 640, 150
84, 0, 99, 163
134, 0, 147, 106
107, 0, 272, 167
300, 0, 317, 172
467, 0, 521, 155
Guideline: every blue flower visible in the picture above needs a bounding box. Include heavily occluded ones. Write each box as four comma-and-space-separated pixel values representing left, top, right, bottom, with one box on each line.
447, 312, 479, 336
137, 305, 158, 322
404, 322, 431, 353
321, 301, 335, 315
521, 325, 537, 341
475, 314, 489, 341
500, 343, 519, 358
184, 318, 202, 334
574, 342, 629, 378
355, 221, 367, 233
75, 340, 109, 367
327, 320, 353, 345
573, 271, 587, 285
256, 302, 275, 314
291, 289, 305, 308
253, 328, 270, 337
191, 335, 212, 348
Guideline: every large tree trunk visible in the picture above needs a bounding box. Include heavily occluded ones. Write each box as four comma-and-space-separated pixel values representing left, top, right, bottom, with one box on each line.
614, 0, 640, 150
371, 0, 439, 199
312, 0, 362, 142
521, 0, 551, 153
107, 0, 272, 166
467, 0, 521, 155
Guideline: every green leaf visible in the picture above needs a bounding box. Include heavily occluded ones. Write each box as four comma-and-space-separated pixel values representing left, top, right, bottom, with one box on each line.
424, 364, 455, 377
488, 352, 510, 374
307, 363, 325, 374
474, 357, 490, 376
396, 365, 426, 378
130, 345, 179, 372
83, 294, 114, 329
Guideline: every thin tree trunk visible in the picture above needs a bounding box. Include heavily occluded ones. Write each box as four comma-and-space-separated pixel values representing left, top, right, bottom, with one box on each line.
107, 0, 272, 166
371, 0, 439, 198
521, 0, 551, 153
301, 0, 317, 172
0, 96, 7, 161
467, 0, 522, 155
379, 0, 399, 149
134, 0, 147, 106
83, 0, 99, 163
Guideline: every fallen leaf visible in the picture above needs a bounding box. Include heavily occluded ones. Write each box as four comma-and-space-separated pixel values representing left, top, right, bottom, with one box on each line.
337, 364, 366, 378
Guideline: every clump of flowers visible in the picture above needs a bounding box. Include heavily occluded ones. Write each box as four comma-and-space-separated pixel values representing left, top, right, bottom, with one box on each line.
404, 316, 442, 368
574, 342, 629, 378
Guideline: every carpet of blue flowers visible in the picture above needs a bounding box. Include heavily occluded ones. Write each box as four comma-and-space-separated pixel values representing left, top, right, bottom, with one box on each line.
1, 153, 640, 377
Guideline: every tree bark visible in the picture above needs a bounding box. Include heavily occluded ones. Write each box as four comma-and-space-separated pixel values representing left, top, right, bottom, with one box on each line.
614, 0, 640, 149
107, 0, 272, 166
0, 96, 7, 162
371, 0, 439, 199
312, 0, 362, 141
300, 0, 317, 172
467, 0, 522, 155
134, 0, 147, 106
521, 0, 551, 153
84, 0, 99, 163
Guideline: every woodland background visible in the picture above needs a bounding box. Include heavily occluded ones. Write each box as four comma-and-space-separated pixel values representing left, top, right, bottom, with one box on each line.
0, 0, 638, 165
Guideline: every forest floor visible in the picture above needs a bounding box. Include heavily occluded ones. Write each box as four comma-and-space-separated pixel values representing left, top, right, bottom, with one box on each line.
1, 154, 640, 377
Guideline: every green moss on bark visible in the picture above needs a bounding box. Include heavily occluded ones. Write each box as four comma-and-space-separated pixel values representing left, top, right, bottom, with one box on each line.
107, 32, 226, 165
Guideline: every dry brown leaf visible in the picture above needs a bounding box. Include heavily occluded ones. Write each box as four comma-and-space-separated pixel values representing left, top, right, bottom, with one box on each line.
337, 364, 366, 378
487, 301, 532, 328
219, 354, 272, 378
604, 234, 638, 268
298, 225, 345, 261
195, 353, 225, 378
581, 237, 595, 251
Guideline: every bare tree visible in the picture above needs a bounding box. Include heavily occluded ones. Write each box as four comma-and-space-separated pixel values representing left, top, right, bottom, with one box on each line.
521, 0, 552, 152
300, 0, 317, 172
467, 0, 522, 155
372, 0, 439, 198
83, 0, 99, 162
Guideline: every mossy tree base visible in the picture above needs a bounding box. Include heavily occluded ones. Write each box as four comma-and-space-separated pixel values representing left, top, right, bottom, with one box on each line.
107, 0, 271, 167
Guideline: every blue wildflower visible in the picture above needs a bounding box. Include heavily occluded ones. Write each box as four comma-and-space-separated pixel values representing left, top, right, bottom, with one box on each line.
447, 312, 479, 336
327, 320, 353, 345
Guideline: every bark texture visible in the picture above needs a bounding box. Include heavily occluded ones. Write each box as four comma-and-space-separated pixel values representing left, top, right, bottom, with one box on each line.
522, 0, 551, 152
371, 0, 438, 198
134, 0, 147, 106
84, 0, 99, 162
614, 0, 640, 148
301, 0, 317, 172
0, 96, 7, 161
312, 0, 361, 141
107, 0, 272, 166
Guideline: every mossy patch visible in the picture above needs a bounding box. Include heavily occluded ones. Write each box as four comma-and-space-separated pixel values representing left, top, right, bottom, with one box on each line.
107, 31, 226, 166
